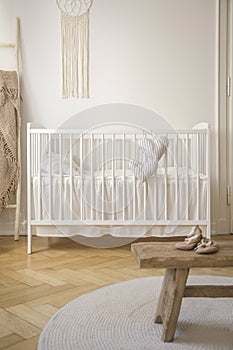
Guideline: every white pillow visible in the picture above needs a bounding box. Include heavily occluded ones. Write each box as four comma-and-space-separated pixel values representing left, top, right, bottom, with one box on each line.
138, 135, 168, 161
129, 134, 168, 182
129, 158, 158, 184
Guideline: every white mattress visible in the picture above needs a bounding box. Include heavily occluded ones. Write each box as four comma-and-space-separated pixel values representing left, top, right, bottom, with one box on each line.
32, 169, 207, 237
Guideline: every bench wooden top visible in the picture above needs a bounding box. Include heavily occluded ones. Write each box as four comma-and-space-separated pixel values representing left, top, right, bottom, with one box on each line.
131, 241, 233, 269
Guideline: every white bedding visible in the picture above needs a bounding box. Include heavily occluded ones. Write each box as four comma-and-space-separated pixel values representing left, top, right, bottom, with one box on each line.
32, 169, 207, 237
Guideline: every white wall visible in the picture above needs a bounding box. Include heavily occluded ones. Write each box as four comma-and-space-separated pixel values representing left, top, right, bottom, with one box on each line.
0, 0, 220, 233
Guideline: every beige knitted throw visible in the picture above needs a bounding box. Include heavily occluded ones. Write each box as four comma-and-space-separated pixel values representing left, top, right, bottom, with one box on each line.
0, 70, 20, 209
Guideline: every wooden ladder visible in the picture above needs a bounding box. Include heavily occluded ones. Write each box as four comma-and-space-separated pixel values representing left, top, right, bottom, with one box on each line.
0, 18, 21, 240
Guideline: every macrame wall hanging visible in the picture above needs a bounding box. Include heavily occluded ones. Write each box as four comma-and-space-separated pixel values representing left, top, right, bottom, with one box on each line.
56, 0, 93, 98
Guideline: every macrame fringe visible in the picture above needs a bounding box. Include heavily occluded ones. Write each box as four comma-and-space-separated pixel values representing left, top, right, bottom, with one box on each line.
61, 11, 89, 98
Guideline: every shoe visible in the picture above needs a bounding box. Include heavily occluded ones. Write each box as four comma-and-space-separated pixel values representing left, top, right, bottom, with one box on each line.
175, 225, 203, 251
194, 238, 218, 254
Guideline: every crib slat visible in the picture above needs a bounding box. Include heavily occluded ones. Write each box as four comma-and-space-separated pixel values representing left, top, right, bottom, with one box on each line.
122, 133, 125, 221
91, 134, 94, 221
164, 136, 168, 221
186, 134, 189, 221
175, 134, 179, 220
48, 134, 52, 220
196, 134, 200, 220
37, 134, 41, 220
80, 134, 83, 221
143, 181, 146, 221
69, 134, 73, 220
112, 134, 115, 221
132, 134, 136, 221
95, 136, 99, 220
207, 128, 211, 238
102, 134, 104, 221
59, 134, 62, 220
35, 134, 38, 177
154, 174, 157, 222
142, 134, 146, 221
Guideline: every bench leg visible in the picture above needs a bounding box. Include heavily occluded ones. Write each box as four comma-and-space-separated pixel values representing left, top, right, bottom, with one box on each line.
154, 267, 189, 342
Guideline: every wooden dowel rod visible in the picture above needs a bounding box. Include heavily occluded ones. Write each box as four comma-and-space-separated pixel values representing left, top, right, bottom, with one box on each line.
0, 43, 15, 47
6, 204, 17, 209
15, 17, 20, 77
14, 17, 21, 240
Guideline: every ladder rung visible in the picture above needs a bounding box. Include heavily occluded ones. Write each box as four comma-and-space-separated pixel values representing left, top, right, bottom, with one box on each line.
6, 204, 17, 209
0, 43, 15, 48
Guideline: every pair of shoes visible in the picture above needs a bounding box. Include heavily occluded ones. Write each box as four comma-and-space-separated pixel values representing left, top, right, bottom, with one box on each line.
175, 226, 203, 251
194, 238, 218, 254
175, 226, 219, 254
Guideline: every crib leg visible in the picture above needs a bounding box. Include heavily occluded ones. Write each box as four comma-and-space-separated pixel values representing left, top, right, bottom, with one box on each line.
207, 224, 211, 240
27, 224, 32, 254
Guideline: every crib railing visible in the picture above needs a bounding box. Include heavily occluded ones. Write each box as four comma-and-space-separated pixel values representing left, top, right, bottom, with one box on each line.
27, 122, 210, 254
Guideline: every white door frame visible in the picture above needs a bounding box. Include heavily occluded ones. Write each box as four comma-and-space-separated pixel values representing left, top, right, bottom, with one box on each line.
216, 0, 232, 234
226, 0, 233, 232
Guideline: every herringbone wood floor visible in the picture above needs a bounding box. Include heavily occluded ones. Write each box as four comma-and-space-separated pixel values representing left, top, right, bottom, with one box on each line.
0, 235, 233, 350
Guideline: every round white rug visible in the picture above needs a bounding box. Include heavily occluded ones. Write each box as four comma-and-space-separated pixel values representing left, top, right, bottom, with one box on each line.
38, 275, 233, 350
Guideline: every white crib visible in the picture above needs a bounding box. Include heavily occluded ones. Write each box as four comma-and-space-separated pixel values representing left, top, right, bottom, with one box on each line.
27, 122, 211, 254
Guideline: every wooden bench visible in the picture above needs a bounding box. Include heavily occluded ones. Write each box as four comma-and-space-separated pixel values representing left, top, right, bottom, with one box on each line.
131, 241, 233, 342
